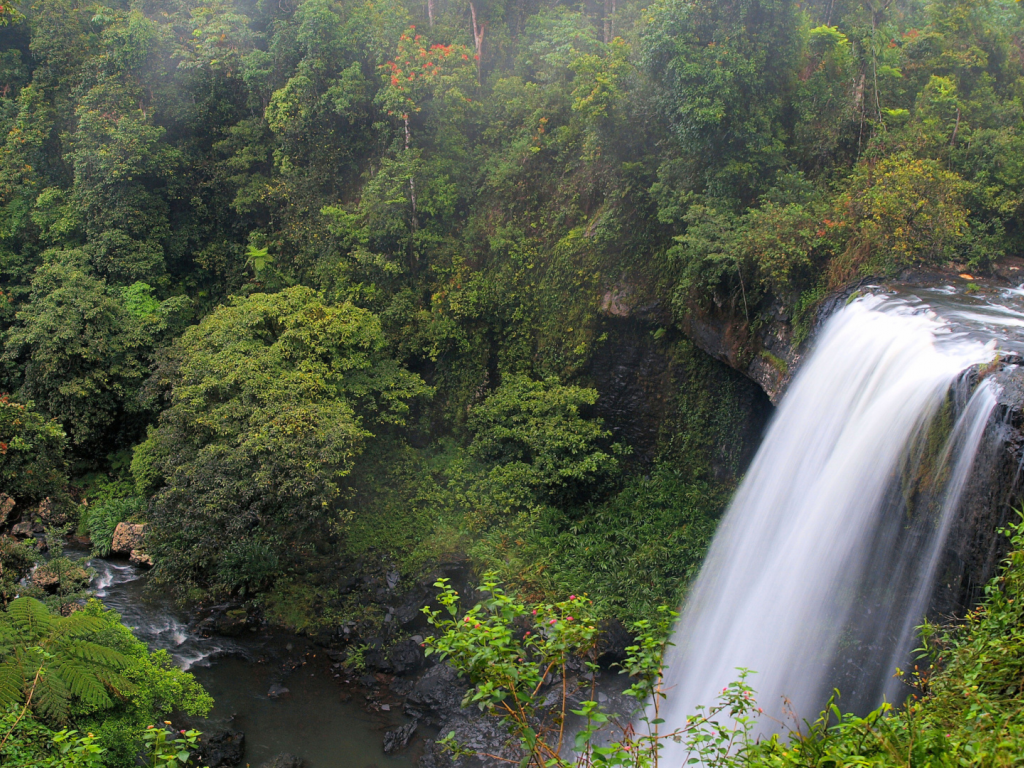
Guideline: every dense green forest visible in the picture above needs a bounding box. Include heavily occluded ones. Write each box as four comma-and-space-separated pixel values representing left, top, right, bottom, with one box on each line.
0, 0, 1024, 762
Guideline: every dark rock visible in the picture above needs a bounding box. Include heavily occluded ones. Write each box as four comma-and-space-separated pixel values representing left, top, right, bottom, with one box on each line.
197, 606, 248, 637
420, 712, 523, 768
194, 728, 245, 767
393, 586, 431, 626
388, 637, 424, 676
257, 754, 303, 768
390, 677, 414, 696
407, 663, 467, 713
358, 674, 378, 688
595, 619, 633, 667
267, 683, 290, 698
588, 314, 771, 478
383, 721, 417, 754
363, 649, 391, 673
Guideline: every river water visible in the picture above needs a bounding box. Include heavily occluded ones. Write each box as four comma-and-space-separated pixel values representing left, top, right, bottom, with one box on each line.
89, 557, 422, 768
661, 280, 1021, 750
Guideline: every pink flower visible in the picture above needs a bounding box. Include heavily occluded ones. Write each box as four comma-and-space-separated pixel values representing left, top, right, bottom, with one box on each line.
570, 595, 576, 600
549, 619, 556, 625
567, 616, 573, 621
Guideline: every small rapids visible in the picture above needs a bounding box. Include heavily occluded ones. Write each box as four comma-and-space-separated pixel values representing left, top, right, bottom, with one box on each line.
660, 291, 1012, 751
90, 558, 239, 671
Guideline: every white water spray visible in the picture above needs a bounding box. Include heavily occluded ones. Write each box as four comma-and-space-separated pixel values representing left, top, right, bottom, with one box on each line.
660, 295, 1001, 750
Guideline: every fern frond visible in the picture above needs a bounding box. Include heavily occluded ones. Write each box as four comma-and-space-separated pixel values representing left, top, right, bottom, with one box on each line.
49, 612, 105, 641
0, 661, 24, 708
32, 670, 70, 725
95, 668, 135, 699
62, 640, 128, 669
54, 660, 113, 710
6, 598, 55, 642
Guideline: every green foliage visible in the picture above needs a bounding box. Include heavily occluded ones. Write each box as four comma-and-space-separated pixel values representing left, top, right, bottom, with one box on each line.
87, 497, 144, 557
0, 394, 68, 505
2, 254, 149, 451
139, 725, 204, 768
0, 711, 105, 768
425, 515, 1024, 768
469, 468, 721, 622
424, 575, 764, 767
467, 375, 623, 508
142, 286, 430, 599
0, 597, 131, 725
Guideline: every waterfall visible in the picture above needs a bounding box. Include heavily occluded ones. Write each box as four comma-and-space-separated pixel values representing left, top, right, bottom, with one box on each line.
659, 294, 1001, 749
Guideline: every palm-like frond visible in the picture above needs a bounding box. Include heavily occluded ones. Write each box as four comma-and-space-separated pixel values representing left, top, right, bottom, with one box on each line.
6, 597, 55, 642
0, 598, 134, 726
32, 668, 71, 724
0, 661, 25, 709
55, 658, 113, 710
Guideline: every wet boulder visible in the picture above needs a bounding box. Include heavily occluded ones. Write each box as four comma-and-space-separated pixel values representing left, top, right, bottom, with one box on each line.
387, 637, 424, 676
383, 721, 417, 754
110, 522, 145, 555
129, 549, 154, 568
11, 519, 42, 538
406, 663, 467, 714
37, 497, 67, 527
32, 562, 90, 592
193, 728, 245, 767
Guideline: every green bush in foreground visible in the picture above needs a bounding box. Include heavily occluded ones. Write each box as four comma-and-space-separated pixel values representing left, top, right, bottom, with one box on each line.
426, 513, 1024, 768
0, 598, 211, 768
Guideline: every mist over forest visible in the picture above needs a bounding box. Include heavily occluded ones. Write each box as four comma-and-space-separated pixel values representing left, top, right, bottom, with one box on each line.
0, 0, 1023, 764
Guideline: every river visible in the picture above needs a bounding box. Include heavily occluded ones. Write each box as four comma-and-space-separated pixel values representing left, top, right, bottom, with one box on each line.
88, 556, 424, 768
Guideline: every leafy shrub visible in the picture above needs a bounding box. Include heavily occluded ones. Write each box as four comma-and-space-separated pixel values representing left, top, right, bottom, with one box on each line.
467, 375, 624, 508
0, 395, 69, 507
0, 711, 104, 768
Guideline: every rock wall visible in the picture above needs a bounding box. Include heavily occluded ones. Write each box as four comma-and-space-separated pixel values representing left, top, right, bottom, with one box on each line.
586, 314, 773, 483
932, 364, 1024, 615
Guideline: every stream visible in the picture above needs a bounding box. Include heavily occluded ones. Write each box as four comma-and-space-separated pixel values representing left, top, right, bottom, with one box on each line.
88, 556, 424, 768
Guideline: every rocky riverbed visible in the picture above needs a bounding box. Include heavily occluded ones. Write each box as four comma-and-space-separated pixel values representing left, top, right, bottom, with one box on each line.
86, 555, 639, 768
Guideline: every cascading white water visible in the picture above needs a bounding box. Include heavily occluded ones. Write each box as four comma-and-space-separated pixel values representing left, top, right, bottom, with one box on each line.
659, 294, 1002, 751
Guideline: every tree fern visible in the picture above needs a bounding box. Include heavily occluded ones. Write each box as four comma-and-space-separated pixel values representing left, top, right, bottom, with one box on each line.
0, 598, 130, 725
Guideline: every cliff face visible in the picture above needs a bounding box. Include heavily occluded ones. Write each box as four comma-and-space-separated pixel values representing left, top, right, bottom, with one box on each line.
585, 312, 773, 484
933, 364, 1024, 613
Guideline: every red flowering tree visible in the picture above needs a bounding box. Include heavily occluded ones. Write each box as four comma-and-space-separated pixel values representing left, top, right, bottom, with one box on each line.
375, 27, 475, 234
377, 26, 476, 147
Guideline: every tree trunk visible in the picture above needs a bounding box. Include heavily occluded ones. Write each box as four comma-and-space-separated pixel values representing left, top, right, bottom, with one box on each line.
470, 2, 484, 83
